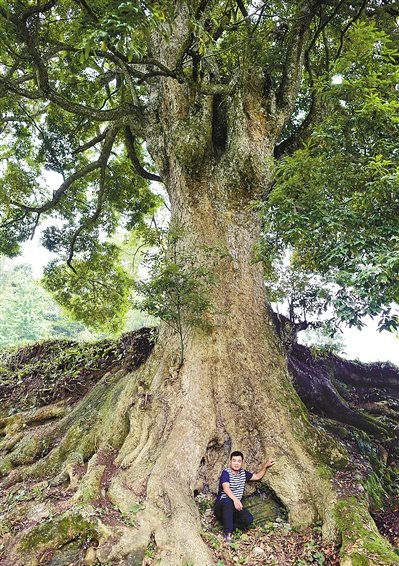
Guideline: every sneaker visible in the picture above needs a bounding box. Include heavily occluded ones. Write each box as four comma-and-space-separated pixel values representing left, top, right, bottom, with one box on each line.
223, 532, 232, 544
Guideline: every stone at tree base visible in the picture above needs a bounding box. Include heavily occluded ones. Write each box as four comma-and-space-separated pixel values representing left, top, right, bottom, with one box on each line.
127, 548, 147, 566
243, 493, 284, 524
83, 547, 97, 564
44, 541, 81, 566
252, 546, 265, 556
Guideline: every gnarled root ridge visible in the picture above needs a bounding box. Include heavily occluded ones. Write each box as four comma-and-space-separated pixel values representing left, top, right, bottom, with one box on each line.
289, 343, 399, 441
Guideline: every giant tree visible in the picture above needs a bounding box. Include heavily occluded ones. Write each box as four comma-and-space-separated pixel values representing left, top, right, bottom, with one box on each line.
1, 2, 399, 565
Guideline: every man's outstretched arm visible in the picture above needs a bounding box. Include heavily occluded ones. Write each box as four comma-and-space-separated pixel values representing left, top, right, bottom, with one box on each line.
250, 458, 276, 481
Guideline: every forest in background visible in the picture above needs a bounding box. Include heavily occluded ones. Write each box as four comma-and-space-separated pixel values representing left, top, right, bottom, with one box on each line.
0, 260, 155, 349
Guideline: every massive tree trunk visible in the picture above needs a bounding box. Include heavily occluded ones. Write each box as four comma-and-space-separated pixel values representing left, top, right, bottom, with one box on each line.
104, 183, 342, 564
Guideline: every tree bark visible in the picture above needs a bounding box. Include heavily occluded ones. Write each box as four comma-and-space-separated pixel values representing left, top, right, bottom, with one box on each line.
94, 194, 342, 564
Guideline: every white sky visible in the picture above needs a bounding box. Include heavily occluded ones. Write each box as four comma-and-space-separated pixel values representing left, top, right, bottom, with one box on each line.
341, 319, 399, 366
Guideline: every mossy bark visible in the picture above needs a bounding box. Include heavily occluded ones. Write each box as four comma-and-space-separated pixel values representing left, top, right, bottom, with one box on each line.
335, 498, 399, 566
1, 320, 398, 565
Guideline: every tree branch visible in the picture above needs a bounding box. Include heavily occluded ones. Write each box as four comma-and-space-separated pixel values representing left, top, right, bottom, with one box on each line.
235, 0, 248, 19
7, 15, 143, 124
335, 0, 367, 61
10, 161, 100, 214
276, 1, 324, 116
0, 76, 42, 100
124, 127, 162, 183
275, 0, 369, 159
75, 0, 99, 23
73, 129, 110, 155
305, 0, 346, 69
17, 101, 66, 180
19, 0, 57, 19
49, 40, 176, 82
275, 95, 320, 159
0, 213, 29, 230
10, 124, 120, 214
66, 127, 118, 270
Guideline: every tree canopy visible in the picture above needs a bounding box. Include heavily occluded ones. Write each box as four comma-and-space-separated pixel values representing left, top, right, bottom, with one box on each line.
0, 0, 398, 332
262, 18, 399, 331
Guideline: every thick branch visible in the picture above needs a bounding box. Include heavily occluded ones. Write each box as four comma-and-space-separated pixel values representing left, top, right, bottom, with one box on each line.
276, 1, 324, 116
6, 15, 142, 124
10, 122, 121, 216
10, 161, 101, 214
235, 0, 248, 18
274, 90, 320, 159
73, 129, 110, 155
66, 127, 119, 269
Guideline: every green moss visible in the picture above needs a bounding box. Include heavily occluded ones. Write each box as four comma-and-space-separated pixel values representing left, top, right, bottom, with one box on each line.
275, 377, 349, 470
0, 459, 12, 475
364, 472, 387, 510
351, 554, 369, 566
301, 415, 349, 470
335, 497, 399, 565
322, 420, 351, 439
19, 512, 96, 552
0, 329, 154, 413
317, 465, 333, 480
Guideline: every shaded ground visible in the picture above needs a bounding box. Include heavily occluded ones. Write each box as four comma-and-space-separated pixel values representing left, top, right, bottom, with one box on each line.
192, 493, 341, 566
0, 328, 155, 413
375, 509, 399, 549
200, 523, 340, 566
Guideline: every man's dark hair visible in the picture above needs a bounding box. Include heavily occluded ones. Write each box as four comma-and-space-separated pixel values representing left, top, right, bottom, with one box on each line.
230, 451, 244, 460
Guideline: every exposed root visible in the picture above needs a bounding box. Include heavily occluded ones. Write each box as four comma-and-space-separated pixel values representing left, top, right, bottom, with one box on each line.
0, 401, 69, 438
289, 344, 397, 440
70, 453, 105, 503
8, 507, 110, 566
1, 331, 399, 565
0, 328, 155, 414
0, 368, 136, 488
335, 497, 399, 565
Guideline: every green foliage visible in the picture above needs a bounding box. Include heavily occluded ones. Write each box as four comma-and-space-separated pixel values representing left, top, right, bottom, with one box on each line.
42, 243, 133, 333
260, 20, 399, 331
0, 262, 94, 348
264, 261, 333, 325
76, 1, 169, 64
1, 1, 399, 336
0, 253, 155, 349
134, 226, 215, 364
0, 328, 154, 411
295, 539, 325, 565
301, 327, 346, 358
335, 496, 399, 564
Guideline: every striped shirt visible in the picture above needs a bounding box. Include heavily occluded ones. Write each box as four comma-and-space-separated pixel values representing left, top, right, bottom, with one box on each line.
217, 468, 253, 501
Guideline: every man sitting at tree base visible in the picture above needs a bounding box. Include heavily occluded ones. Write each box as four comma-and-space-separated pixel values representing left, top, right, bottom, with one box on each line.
214, 451, 276, 543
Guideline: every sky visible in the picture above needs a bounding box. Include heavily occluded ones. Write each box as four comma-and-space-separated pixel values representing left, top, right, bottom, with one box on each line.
341, 319, 399, 366
8, 233, 399, 368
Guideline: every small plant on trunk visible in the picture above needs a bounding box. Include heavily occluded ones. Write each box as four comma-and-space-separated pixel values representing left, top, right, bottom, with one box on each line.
134, 225, 215, 367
